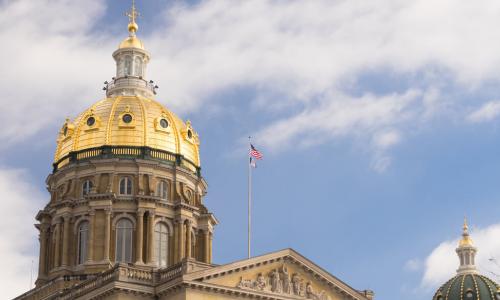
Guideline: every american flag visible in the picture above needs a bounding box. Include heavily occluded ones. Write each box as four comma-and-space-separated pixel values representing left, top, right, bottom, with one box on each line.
249, 144, 263, 160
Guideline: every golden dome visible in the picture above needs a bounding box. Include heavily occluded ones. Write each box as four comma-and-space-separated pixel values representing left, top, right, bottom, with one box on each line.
54, 96, 200, 169
119, 35, 145, 50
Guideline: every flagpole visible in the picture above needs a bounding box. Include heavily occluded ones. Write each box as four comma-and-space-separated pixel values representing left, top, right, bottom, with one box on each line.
248, 136, 252, 259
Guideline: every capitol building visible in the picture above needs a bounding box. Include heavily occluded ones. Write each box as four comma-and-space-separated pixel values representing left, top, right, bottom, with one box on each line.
14, 3, 500, 300
14, 4, 374, 300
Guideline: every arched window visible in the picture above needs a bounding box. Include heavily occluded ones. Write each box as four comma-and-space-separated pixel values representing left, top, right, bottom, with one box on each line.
117, 58, 124, 77
134, 57, 143, 77
119, 177, 132, 195
154, 223, 169, 267
82, 180, 93, 196
116, 219, 133, 263
156, 180, 168, 200
124, 56, 132, 76
77, 221, 89, 264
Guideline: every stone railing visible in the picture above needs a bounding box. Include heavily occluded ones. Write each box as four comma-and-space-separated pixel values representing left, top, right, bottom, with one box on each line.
57, 264, 156, 299
104, 76, 158, 97
53, 145, 201, 177
158, 263, 184, 283
14, 275, 95, 300
16, 261, 209, 300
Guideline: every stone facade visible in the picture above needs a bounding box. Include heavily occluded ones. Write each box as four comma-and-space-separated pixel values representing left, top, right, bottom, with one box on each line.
33, 157, 216, 286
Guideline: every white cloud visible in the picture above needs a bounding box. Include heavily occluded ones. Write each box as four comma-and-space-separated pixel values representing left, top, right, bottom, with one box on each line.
0, 0, 111, 145
420, 223, 500, 289
467, 101, 500, 123
5, 0, 500, 161
0, 168, 44, 299
405, 258, 423, 272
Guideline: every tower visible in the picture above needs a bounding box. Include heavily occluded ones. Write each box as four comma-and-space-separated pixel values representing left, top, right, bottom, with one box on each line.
432, 219, 500, 300
34, 1, 217, 287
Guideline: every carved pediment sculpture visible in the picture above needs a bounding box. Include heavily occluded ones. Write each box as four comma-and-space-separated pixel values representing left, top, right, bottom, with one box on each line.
237, 264, 331, 300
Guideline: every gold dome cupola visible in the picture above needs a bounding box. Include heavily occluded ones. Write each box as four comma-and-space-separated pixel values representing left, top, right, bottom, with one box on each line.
106, 0, 156, 98
53, 1, 200, 174
456, 217, 478, 275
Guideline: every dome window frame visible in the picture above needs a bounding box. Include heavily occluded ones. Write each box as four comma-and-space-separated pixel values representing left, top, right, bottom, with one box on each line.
465, 289, 474, 299
118, 105, 136, 129
154, 113, 172, 133
86, 116, 96, 127
60, 118, 75, 141
182, 120, 199, 145
160, 118, 169, 129
84, 110, 101, 132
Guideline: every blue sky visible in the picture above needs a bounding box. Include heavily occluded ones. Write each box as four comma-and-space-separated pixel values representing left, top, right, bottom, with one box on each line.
2, 0, 500, 299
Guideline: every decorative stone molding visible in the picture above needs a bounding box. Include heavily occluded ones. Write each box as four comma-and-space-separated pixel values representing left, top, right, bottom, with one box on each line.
237, 265, 331, 300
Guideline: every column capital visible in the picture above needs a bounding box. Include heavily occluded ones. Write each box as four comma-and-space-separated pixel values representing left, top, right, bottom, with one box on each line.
137, 208, 146, 216
88, 209, 96, 216
62, 213, 72, 222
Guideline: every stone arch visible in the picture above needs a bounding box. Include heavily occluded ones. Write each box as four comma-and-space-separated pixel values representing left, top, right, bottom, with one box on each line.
112, 213, 136, 229
154, 217, 174, 236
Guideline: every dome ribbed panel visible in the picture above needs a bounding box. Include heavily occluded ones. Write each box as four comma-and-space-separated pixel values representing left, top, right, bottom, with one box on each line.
433, 274, 500, 300
53, 96, 200, 167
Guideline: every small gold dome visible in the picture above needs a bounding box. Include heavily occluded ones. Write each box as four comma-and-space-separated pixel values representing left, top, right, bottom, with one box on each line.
54, 96, 200, 169
119, 35, 145, 50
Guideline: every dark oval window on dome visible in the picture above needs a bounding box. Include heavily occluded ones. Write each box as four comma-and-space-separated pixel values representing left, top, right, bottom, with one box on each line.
87, 116, 96, 127
63, 125, 68, 136
187, 129, 192, 139
466, 290, 474, 298
122, 114, 133, 123
160, 118, 168, 128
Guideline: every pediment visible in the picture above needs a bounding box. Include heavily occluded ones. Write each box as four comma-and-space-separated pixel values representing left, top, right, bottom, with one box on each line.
184, 249, 369, 300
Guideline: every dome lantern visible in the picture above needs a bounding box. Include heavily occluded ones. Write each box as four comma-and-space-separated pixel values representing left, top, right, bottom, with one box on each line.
456, 217, 478, 275
105, 0, 157, 98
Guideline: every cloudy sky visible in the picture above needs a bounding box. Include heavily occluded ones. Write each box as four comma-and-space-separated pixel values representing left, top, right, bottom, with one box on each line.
2, 0, 500, 299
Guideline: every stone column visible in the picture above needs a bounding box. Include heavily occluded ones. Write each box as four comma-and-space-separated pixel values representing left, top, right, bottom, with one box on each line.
104, 209, 111, 262
209, 232, 213, 264
203, 230, 210, 263
147, 212, 155, 264
179, 221, 185, 261
173, 221, 179, 263
135, 210, 145, 264
38, 224, 49, 277
87, 210, 95, 263
186, 220, 192, 258
61, 215, 71, 267
54, 221, 61, 267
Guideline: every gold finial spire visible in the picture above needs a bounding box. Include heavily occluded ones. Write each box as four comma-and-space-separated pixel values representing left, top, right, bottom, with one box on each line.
463, 216, 469, 234
126, 0, 140, 35
459, 216, 474, 247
